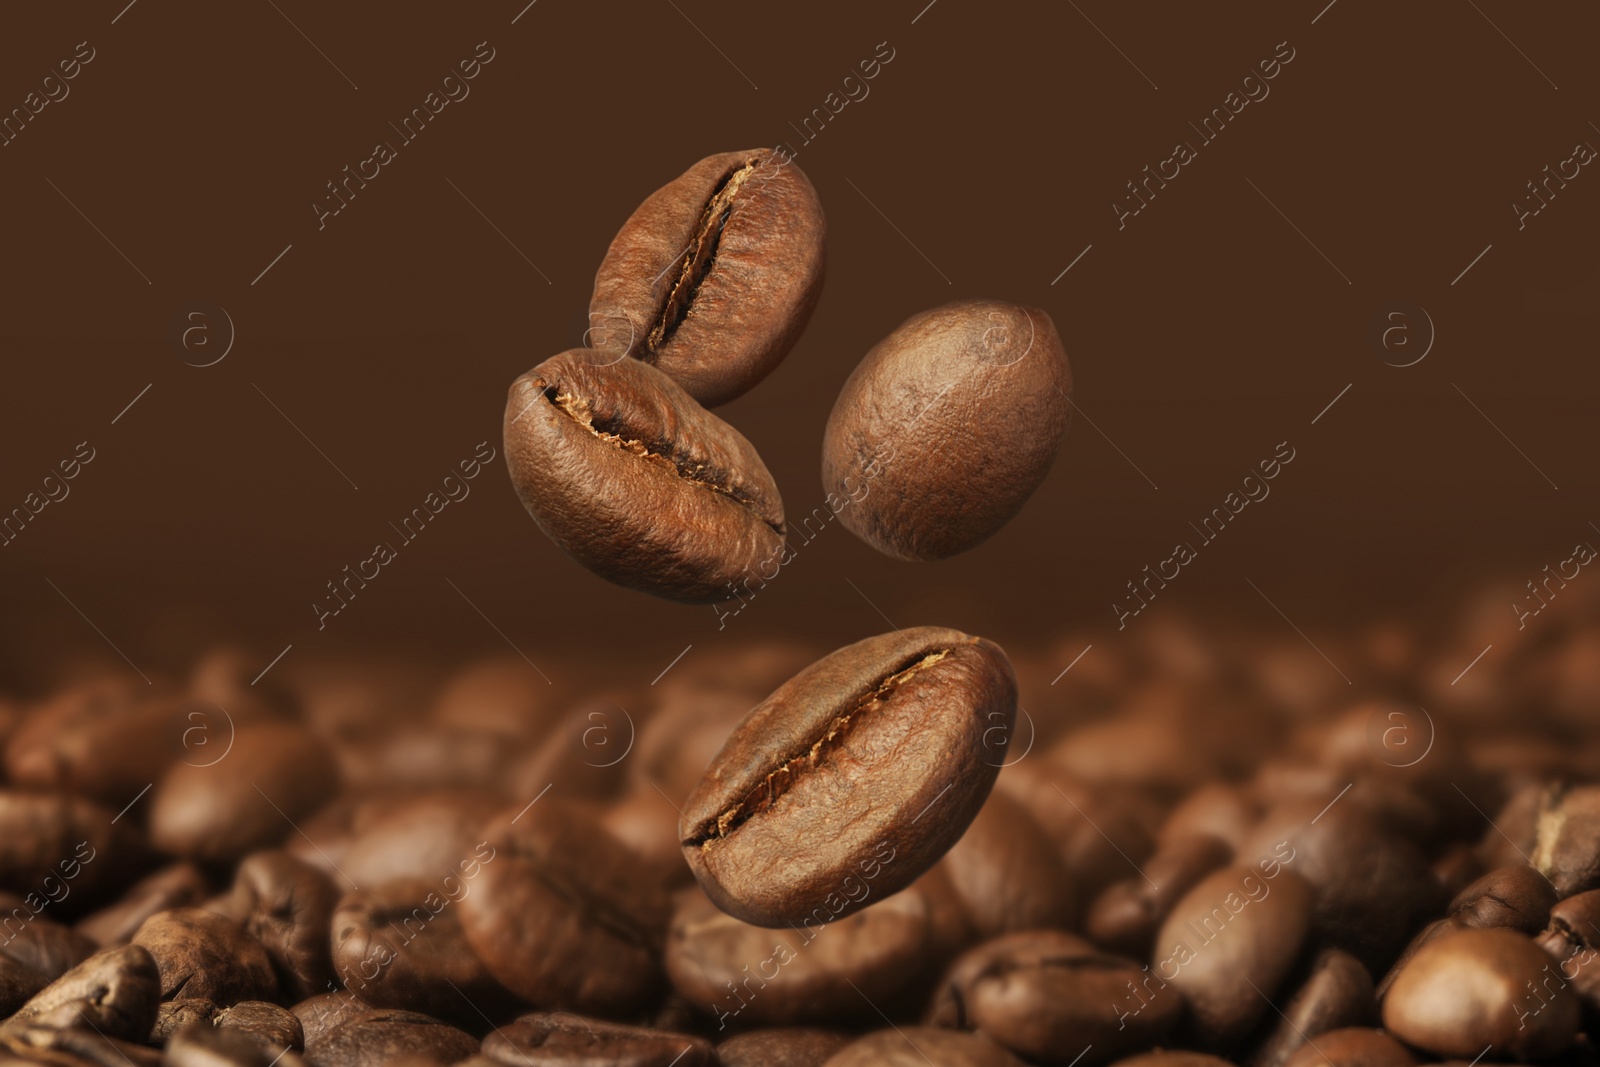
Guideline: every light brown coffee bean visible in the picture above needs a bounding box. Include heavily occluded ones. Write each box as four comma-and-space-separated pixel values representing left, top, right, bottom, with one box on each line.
680, 627, 1016, 927
132, 908, 278, 1006
1154, 865, 1314, 1049
940, 791, 1078, 938
717, 1028, 852, 1067
1247, 949, 1377, 1067
589, 148, 826, 407
1282, 1029, 1418, 1067
821, 299, 1070, 561
504, 349, 786, 603
0, 1023, 163, 1065
1383, 927, 1578, 1061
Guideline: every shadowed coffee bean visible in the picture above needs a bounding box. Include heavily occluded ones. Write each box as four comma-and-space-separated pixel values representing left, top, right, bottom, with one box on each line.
166, 1020, 309, 1066
311, 1008, 477, 1067
292, 990, 374, 1056
154, 997, 218, 1042
0, 957, 45, 1017
1531, 785, 1600, 896
504, 349, 786, 603
821, 299, 1071, 561
1282, 1027, 1419, 1067
717, 1027, 852, 1067
481, 1012, 715, 1067
459, 800, 667, 1015
0, 893, 96, 979
3, 944, 159, 1041
1246, 948, 1376, 1067
0, 791, 141, 906
1382, 927, 1578, 1061
0, 1024, 163, 1065
132, 908, 278, 1006
1154, 863, 1313, 1049
824, 1026, 1026, 1066
939, 791, 1079, 938
213, 999, 304, 1052
665, 883, 938, 1027
1088, 833, 1232, 958
210, 851, 337, 1002
927, 929, 1180, 1065
589, 148, 826, 407
680, 627, 1016, 927
77, 862, 210, 947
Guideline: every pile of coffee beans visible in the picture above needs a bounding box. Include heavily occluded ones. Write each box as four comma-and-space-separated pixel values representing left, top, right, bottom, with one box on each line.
2, 569, 1600, 1065
502, 148, 1071, 601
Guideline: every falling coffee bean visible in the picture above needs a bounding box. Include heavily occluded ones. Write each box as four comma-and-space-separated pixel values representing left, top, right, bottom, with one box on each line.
680, 627, 1016, 927
504, 349, 786, 603
590, 147, 826, 407
821, 299, 1071, 561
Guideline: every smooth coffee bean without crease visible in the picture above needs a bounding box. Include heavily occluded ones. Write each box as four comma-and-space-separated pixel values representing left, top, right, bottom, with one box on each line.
504, 349, 786, 603
940, 791, 1079, 938
680, 627, 1016, 927
481, 1012, 715, 1067
1248, 949, 1377, 1067
132, 907, 278, 1006
1155, 864, 1314, 1049
821, 299, 1071, 561
1282, 1028, 1419, 1067
1383, 926, 1578, 1061
590, 147, 826, 407
717, 1028, 852, 1067
307, 1009, 477, 1067
927, 929, 1180, 1065
825, 1027, 1026, 1066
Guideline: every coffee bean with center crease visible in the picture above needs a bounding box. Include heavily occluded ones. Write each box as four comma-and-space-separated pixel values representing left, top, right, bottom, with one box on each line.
1383, 927, 1578, 1061
1087, 833, 1232, 958
926, 929, 1181, 1065
821, 299, 1071, 562
1155, 864, 1314, 1050
680, 627, 1016, 927
717, 1028, 852, 1067
0, 791, 143, 909
589, 148, 826, 407
480, 1012, 715, 1067
132, 907, 278, 1006
208, 850, 336, 1002
504, 349, 786, 603
458, 799, 668, 1015
3, 943, 160, 1041
298, 1008, 476, 1067
291, 990, 374, 1056
213, 1000, 305, 1053
330, 877, 513, 1025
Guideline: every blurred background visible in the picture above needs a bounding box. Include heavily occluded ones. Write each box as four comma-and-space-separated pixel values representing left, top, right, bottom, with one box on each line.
1, 0, 1597, 694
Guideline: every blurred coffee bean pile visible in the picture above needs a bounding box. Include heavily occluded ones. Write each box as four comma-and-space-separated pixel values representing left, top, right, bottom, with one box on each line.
2, 573, 1600, 1066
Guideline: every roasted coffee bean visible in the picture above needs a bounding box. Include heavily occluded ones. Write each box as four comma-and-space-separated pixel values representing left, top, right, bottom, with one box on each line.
631, 688, 753, 805
821, 299, 1070, 561
208, 851, 336, 1002
1532, 785, 1600, 896
310, 1009, 477, 1067
666, 882, 938, 1026
0, 791, 141, 908
1247, 949, 1376, 1067
459, 800, 667, 1015
291, 990, 374, 1055
150, 722, 339, 862
1449, 864, 1558, 934
336, 790, 501, 889
1238, 802, 1439, 973
480, 1012, 716, 1067
939, 791, 1078, 938
1534, 890, 1600, 1026
504, 348, 786, 603
681, 627, 1015, 927
331, 878, 511, 1024
1154, 864, 1314, 1049
153, 998, 218, 1043
77, 862, 210, 947
334, 725, 521, 794
213, 1000, 304, 1052
1158, 784, 1262, 853
1088, 833, 1232, 958
0, 955, 47, 1017
509, 699, 634, 801
717, 1028, 852, 1067
132, 908, 278, 1006
0, 1023, 162, 1066
427, 656, 559, 738
824, 1026, 1026, 1066
994, 766, 1159, 898
1383, 927, 1577, 1061
0, 892, 97, 978
1108, 1056, 1234, 1067
4, 944, 160, 1041
165, 1020, 309, 1067
589, 148, 826, 407
4, 686, 184, 805
1282, 1028, 1419, 1067
602, 786, 698, 892
927, 929, 1180, 1065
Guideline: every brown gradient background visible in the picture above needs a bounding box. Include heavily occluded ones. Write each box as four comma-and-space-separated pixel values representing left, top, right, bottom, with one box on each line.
1, 0, 1597, 692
